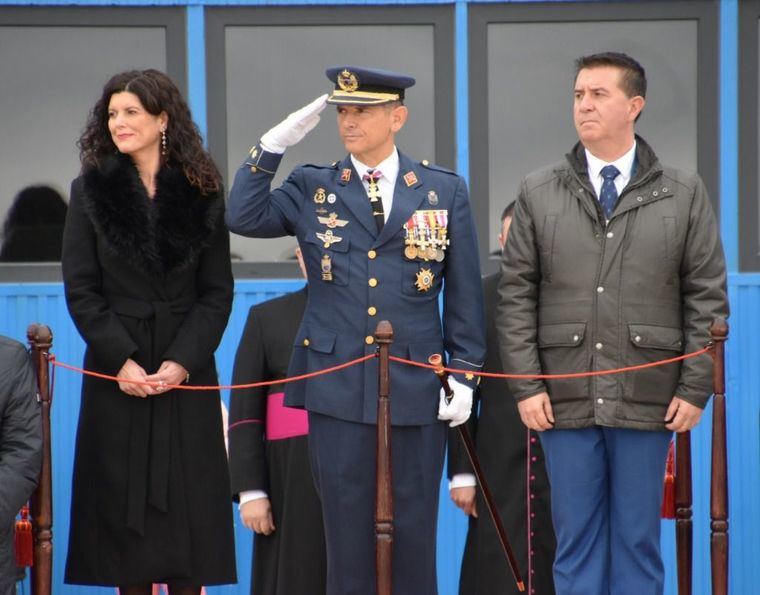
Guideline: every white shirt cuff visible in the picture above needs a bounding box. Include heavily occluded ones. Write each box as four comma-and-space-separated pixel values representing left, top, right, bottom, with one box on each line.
449, 473, 476, 490
238, 489, 268, 509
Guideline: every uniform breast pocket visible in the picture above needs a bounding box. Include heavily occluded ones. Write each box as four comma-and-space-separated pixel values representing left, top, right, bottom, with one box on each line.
303, 234, 351, 286
401, 260, 444, 296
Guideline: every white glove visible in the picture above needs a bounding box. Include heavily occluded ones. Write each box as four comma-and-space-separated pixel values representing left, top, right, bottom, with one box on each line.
260, 94, 328, 154
437, 376, 473, 427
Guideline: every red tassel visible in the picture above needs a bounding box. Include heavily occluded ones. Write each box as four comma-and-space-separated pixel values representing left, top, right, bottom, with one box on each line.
15, 505, 33, 567
661, 440, 676, 519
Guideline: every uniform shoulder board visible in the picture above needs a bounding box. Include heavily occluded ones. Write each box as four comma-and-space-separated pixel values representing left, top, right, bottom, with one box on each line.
420, 160, 457, 176
303, 160, 340, 170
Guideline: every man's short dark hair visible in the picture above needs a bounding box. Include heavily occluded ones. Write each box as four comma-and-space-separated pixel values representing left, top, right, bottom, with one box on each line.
501, 201, 515, 223
574, 52, 647, 99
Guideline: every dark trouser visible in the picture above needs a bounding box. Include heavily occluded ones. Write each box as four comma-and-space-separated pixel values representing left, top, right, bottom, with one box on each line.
539, 427, 672, 595
308, 412, 446, 595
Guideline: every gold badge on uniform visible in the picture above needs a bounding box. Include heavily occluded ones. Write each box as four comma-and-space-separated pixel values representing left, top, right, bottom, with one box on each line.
341, 168, 352, 183
427, 190, 438, 206
250, 147, 258, 159
314, 188, 326, 204
338, 69, 359, 92
403, 209, 450, 262
404, 171, 418, 187
415, 268, 434, 292
316, 229, 343, 248
318, 212, 349, 228
321, 254, 333, 281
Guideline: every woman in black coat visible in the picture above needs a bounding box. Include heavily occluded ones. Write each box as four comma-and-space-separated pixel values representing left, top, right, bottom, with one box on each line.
61, 69, 236, 594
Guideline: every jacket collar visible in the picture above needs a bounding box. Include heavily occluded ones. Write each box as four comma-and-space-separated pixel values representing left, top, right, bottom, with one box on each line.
81, 154, 218, 276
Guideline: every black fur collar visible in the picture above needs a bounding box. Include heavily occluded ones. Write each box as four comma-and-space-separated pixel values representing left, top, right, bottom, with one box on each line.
81, 154, 219, 276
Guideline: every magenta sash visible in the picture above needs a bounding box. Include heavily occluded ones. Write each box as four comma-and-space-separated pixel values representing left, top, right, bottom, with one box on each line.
266, 392, 309, 440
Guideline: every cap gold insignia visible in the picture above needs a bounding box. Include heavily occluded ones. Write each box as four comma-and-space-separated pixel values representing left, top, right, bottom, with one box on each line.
427, 190, 438, 206
415, 267, 434, 292
321, 254, 333, 281
318, 212, 349, 228
465, 372, 475, 381
337, 69, 359, 93
341, 168, 352, 183
404, 171, 418, 187
316, 229, 343, 248
250, 147, 258, 159
314, 188, 326, 204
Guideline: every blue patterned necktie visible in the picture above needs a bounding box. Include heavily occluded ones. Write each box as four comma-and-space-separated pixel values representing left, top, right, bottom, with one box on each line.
599, 164, 620, 220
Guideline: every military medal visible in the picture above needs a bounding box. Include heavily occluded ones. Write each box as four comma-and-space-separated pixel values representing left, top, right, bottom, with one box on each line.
404, 171, 418, 187
425, 246, 437, 261
314, 188, 326, 204
435, 248, 445, 262
327, 193, 337, 204
404, 245, 418, 260
321, 254, 333, 281
318, 212, 348, 228
427, 190, 438, 206
415, 267, 434, 292
316, 229, 343, 248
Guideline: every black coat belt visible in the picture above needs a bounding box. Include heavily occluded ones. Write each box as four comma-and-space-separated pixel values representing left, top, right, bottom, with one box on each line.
108, 295, 193, 535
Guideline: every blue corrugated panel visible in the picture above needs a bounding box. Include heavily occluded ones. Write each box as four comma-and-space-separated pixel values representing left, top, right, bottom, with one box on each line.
0, 276, 757, 594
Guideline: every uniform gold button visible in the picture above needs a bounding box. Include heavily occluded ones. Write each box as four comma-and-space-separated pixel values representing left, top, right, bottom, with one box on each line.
368, 250, 377, 259
303, 339, 310, 346
368, 278, 378, 287
365, 336, 375, 345
368, 306, 377, 316
250, 166, 258, 173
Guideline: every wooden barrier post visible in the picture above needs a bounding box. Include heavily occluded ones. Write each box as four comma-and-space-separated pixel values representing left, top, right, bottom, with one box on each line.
675, 431, 693, 595
26, 323, 53, 595
374, 321, 393, 595
709, 320, 729, 595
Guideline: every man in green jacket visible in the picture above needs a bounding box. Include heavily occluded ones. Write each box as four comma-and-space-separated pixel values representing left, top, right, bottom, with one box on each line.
497, 52, 728, 595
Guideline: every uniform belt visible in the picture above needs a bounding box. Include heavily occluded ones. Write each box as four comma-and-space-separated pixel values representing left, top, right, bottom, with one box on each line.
108, 295, 193, 535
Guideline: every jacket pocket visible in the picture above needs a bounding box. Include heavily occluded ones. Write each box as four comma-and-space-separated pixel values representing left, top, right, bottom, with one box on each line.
293, 324, 337, 354
401, 260, 444, 297
303, 233, 350, 286
537, 322, 589, 409
540, 215, 557, 283
623, 323, 683, 411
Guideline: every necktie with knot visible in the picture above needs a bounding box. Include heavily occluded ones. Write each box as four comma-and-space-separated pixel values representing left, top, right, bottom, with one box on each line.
363, 169, 385, 232
599, 164, 620, 221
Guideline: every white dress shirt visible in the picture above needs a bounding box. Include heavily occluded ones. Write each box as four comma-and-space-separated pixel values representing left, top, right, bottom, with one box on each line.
351, 147, 400, 222
585, 141, 637, 210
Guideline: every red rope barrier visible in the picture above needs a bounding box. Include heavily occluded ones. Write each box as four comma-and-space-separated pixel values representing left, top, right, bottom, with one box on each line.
389, 345, 712, 380
47, 353, 375, 391
46, 344, 711, 391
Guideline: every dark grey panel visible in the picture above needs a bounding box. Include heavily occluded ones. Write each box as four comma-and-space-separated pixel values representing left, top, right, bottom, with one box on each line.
469, 1, 718, 267
206, 6, 455, 265
0, 7, 186, 268
739, 2, 760, 270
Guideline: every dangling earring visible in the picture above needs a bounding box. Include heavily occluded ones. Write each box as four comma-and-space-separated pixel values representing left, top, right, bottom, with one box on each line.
161, 129, 167, 156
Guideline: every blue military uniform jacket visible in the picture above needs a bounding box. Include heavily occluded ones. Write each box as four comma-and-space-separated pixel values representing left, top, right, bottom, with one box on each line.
227, 145, 486, 426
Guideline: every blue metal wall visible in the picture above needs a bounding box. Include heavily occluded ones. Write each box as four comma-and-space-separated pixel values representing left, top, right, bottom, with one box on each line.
1, 0, 753, 593
1, 274, 757, 595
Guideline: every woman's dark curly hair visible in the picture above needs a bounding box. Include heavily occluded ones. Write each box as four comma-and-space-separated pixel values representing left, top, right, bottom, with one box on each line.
78, 69, 221, 195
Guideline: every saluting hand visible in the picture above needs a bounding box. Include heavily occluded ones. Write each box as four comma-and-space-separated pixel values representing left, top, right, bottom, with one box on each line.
260, 94, 329, 154
240, 498, 276, 535
517, 391, 555, 431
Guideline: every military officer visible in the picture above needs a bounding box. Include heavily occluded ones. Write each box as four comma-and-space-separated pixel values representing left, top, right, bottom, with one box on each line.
226, 66, 486, 595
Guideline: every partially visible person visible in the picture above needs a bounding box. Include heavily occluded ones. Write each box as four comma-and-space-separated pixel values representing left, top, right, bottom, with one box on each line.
0, 185, 67, 262
448, 202, 556, 594
498, 52, 728, 594
229, 247, 326, 595
62, 69, 235, 594
0, 335, 42, 595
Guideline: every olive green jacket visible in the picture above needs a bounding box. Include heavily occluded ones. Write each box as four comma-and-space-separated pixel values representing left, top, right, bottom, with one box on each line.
497, 136, 728, 430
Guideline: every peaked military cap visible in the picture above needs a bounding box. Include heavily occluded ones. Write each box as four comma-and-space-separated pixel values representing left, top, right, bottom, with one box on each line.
325, 66, 415, 105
